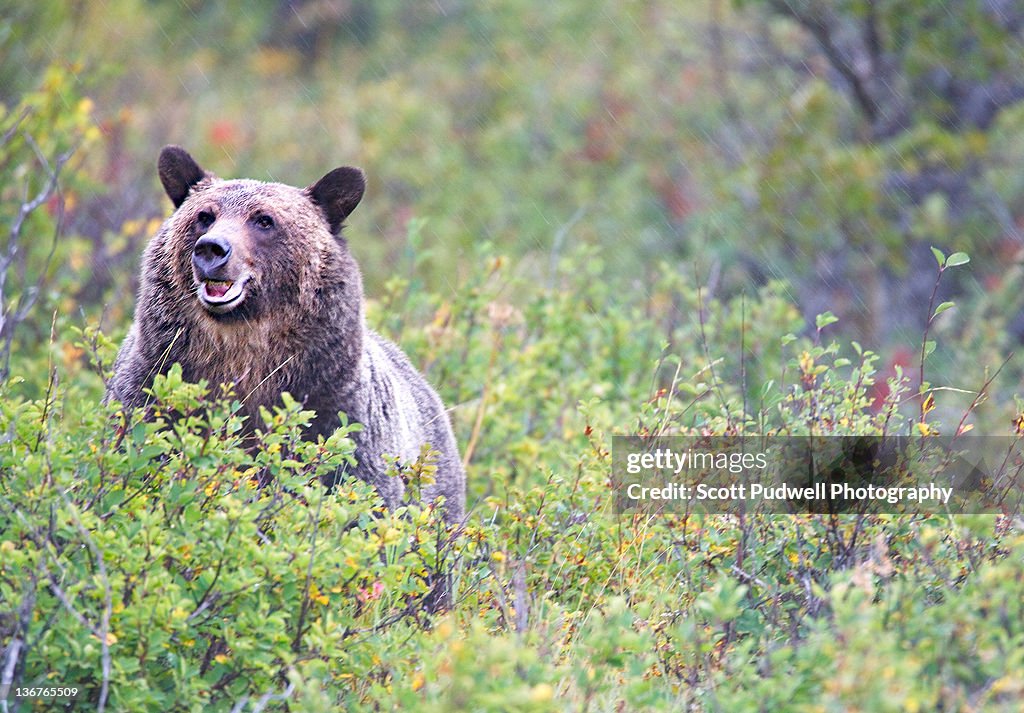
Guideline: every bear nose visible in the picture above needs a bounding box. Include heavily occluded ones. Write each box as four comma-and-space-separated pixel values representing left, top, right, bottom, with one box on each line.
193, 235, 232, 277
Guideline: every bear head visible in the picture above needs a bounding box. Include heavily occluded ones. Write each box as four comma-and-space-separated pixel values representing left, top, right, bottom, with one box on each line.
154, 145, 366, 324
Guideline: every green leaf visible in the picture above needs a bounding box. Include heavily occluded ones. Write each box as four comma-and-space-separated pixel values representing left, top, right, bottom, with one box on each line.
945, 252, 970, 267
815, 312, 839, 329
930, 246, 946, 267
933, 301, 955, 317
923, 340, 937, 358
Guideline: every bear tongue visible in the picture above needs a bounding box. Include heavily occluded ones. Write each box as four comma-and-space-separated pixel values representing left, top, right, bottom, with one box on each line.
206, 281, 231, 298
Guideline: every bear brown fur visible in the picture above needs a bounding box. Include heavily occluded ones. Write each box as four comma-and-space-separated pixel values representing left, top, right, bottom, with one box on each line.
107, 146, 465, 522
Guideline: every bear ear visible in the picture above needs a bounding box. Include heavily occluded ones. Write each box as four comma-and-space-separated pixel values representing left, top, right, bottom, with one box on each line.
306, 166, 366, 235
158, 146, 210, 209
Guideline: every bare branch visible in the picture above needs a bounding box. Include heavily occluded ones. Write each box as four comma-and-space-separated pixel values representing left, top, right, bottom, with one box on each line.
0, 131, 76, 380
45, 494, 113, 713
769, 0, 880, 124
230, 680, 297, 713
0, 108, 30, 150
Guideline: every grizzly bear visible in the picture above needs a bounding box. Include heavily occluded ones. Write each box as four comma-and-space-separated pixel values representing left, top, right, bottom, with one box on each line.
107, 146, 465, 523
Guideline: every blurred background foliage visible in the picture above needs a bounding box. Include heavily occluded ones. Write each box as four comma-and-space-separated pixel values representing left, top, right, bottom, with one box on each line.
3, 0, 1024, 375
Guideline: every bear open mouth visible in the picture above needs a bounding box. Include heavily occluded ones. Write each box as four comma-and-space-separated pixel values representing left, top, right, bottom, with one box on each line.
197, 278, 247, 313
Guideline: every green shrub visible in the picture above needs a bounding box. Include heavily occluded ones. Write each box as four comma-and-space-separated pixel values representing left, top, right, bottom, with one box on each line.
2, 243, 1021, 711
0, 366, 458, 710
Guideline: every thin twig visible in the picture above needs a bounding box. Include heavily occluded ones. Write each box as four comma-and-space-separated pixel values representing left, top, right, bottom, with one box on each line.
694, 263, 733, 425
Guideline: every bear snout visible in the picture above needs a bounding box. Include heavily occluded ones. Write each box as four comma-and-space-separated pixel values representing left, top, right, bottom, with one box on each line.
192, 232, 250, 313
193, 234, 232, 279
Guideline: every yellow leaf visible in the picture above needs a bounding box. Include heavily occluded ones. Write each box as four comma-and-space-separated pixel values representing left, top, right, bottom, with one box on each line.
799, 351, 815, 374
921, 394, 935, 414
529, 684, 554, 703
92, 632, 118, 645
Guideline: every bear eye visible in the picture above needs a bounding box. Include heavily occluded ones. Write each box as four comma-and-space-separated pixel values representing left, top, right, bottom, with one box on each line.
196, 211, 215, 229
253, 214, 275, 230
